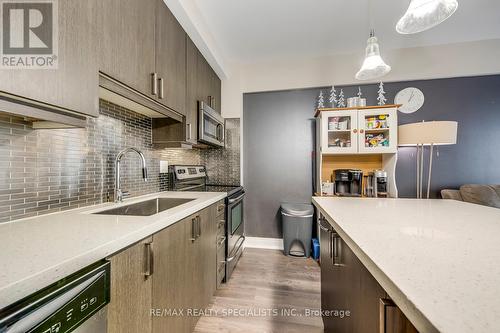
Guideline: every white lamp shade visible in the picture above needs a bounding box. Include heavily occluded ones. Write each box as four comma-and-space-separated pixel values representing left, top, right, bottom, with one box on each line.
398, 121, 458, 146
355, 36, 391, 81
396, 0, 458, 34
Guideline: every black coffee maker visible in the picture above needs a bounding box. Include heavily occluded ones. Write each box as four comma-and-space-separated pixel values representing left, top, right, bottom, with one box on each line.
333, 169, 363, 197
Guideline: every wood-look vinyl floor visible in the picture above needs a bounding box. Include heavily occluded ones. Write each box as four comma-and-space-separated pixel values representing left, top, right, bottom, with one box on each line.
194, 248, 324, 333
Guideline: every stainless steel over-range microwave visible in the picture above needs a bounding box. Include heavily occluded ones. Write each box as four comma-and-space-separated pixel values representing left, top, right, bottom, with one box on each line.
198, 101, 224, 147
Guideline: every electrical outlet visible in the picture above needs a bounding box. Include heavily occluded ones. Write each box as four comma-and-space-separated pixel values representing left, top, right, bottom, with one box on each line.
160, 160, 168, 173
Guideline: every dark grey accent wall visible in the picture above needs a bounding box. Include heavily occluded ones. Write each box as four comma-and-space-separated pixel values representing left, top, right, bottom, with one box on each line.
243, 75, 500, 238
243, 89, 317, 238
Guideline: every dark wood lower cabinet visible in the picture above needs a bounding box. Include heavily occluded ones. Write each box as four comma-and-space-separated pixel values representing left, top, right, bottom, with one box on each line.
108, 203, 219, 333
320, 217, 418, 333
382, 299, 419, 333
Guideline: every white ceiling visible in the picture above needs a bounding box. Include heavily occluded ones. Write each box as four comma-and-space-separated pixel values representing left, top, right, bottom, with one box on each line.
191, 0, 500, 64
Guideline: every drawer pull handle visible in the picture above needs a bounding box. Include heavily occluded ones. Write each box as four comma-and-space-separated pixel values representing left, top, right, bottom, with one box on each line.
144, 242, 154, 278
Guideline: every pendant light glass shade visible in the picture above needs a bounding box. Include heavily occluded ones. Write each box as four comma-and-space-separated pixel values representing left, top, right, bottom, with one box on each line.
396, 0, 458, 34
355, 32, 391, 81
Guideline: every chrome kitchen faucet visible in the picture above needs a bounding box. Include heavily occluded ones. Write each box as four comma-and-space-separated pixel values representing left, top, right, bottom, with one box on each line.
114, 148, 148, 202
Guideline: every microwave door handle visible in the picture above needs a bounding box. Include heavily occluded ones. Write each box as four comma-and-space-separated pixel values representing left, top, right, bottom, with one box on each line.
215, 123, 220, 141
216, 123, 224, 142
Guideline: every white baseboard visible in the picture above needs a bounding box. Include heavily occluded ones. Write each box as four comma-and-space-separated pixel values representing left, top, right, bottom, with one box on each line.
244, 237, 284, 250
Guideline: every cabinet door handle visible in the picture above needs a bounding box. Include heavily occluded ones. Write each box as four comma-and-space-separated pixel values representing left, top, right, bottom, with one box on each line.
144, 242, 154, 278
360, 129, 364, 134
217, 236, 226, 247
186, 123, 192, 141
158, 77, 164, 99
353, 128, 358, 134
332, 232, 342, 266
151, 73, 158, 96
190, 217, 197, 241
379, 298, 396, 333
217, 203, 225, 214
197, 216, 202, 237
217, 219, 225, 230
330, 231, 334, 263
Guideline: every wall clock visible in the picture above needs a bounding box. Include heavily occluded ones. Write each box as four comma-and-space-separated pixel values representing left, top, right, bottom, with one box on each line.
395, 87, 424, 114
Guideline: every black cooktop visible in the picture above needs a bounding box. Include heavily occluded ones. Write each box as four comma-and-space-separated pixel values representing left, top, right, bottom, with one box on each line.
204, 185, 243, 196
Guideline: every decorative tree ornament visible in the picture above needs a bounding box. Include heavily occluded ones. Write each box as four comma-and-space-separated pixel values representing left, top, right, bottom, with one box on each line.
377, 82, 387, 106
338, 89, 346, 108
357, 87, 363, 98
317, 90, 325, 109
328, 86, 337, 108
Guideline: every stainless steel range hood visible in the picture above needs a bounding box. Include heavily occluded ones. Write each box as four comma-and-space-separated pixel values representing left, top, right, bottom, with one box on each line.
0, 92, 87, 128
98, 73, 183, 122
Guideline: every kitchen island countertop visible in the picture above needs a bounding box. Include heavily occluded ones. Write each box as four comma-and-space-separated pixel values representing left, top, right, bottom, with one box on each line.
312, 197, 500, 333
0, 191, 226, 309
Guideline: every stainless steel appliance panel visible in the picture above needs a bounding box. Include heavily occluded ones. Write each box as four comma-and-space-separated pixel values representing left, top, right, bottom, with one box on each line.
198, 101, 224, 147
226, 190, 245, 280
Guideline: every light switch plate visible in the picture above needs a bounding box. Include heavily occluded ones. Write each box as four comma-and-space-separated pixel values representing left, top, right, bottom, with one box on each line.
160, 160, 168, 173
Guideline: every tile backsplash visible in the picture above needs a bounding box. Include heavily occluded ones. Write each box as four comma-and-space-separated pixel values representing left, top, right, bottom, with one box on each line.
201, 119, 240, 186
0, 100, 240, 223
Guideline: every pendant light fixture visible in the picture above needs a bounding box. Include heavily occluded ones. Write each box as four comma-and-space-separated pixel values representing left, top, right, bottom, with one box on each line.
355, 29, 391, 81
396, 0, 458, 34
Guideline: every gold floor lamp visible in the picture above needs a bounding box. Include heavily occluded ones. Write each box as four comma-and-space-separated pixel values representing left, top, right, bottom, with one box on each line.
398, 121, 458, 199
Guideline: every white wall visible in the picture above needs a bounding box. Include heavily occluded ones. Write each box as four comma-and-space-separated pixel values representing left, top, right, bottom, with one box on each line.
221, 39, 500, 118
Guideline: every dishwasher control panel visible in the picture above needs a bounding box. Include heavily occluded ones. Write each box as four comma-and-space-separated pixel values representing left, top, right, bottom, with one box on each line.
0, 261, 110, 333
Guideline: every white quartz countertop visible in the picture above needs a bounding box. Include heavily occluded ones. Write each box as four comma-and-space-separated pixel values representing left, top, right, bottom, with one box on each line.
312, 197, 500, 333
0, 191, 226, 309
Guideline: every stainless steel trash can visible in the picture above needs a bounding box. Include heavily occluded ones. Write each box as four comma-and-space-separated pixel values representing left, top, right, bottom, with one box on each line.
281, 203, 314, 257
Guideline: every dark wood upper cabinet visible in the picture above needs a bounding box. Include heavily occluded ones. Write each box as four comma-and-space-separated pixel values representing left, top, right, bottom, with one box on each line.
0, 0, 99, 123
0, 0, 220, 129
152, 19, 222, 146
196, 54, 221, 114
155, 0, 186, 115
207, 64, 222, 114
184, 36, 202, 144
213, 71, 222, 114
98, 0, 156, 97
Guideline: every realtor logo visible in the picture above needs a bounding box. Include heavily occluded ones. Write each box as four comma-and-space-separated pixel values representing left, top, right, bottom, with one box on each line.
0, 0, 58, 69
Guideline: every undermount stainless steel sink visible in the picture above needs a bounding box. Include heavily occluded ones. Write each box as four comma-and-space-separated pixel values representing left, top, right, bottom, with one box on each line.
93, 198, 194, 216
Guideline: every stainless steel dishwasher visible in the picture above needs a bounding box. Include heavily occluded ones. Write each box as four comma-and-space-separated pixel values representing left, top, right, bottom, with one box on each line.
0, 261, 110, 333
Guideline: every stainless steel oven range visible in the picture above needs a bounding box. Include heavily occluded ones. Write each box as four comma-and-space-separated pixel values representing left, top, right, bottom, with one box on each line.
169, 165, 245, 282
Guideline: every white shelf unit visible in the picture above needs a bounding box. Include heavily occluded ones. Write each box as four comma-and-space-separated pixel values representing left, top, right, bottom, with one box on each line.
315, 105, 400, 198
320, 107, 398, 155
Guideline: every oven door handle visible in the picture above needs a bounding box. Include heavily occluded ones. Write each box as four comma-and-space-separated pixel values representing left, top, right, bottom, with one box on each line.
228, 193, 245, 204
226, 236, 245, 262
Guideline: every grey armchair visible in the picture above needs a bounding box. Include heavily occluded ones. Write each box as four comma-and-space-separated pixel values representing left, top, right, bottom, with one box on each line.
441, 185, 500, 208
